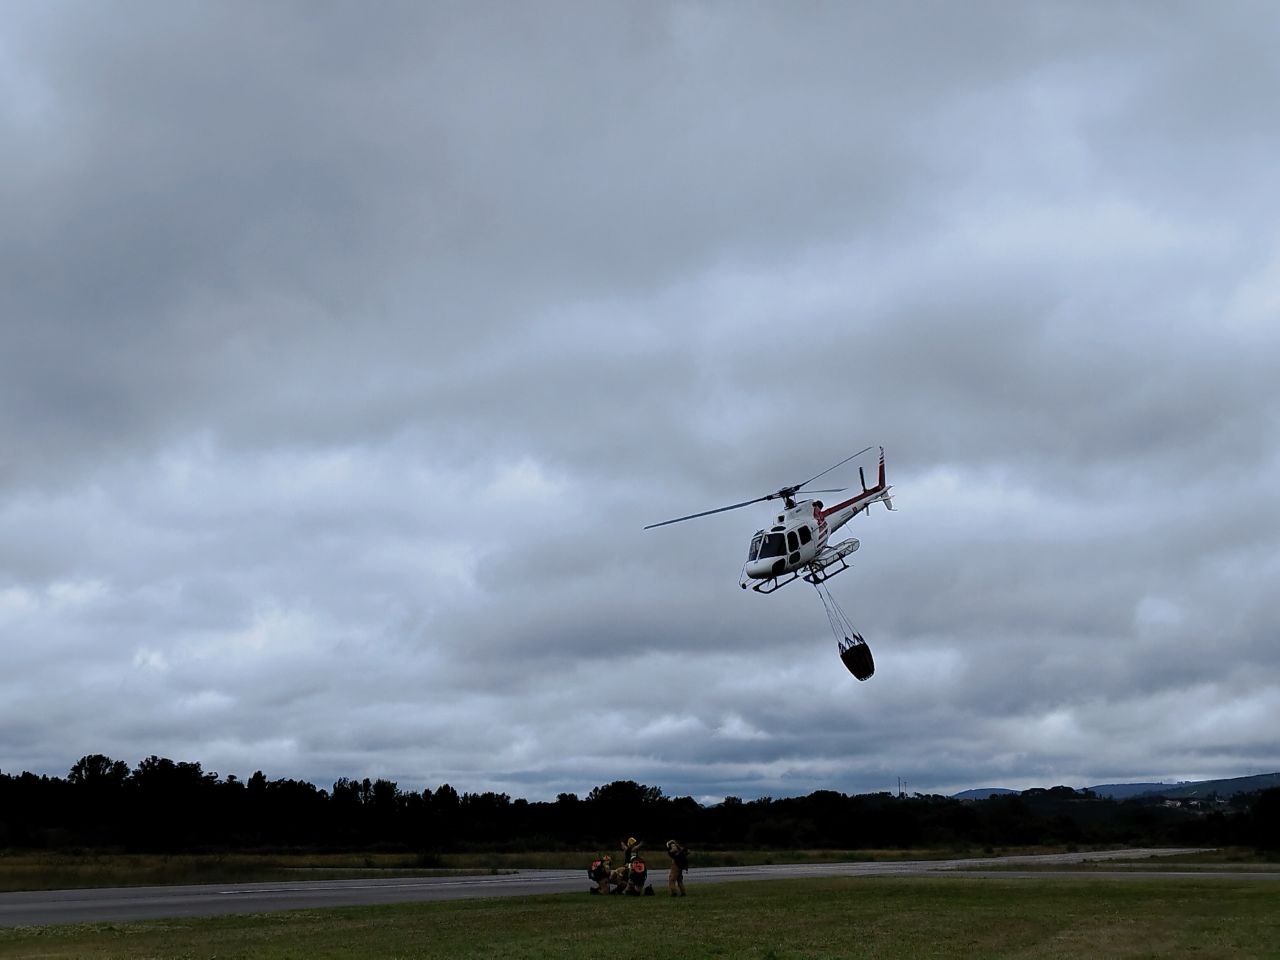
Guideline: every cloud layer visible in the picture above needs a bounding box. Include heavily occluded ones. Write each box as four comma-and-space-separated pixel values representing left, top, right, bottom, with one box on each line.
3, 1, 1279, 800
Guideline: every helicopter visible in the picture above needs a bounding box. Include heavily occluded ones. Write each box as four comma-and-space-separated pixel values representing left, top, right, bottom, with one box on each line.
644, 445, 895, 680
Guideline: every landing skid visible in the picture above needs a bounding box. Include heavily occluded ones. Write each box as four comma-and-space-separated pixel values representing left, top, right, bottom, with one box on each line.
805, 537, 860, 585
741, 538, 861, 594
803, 557, 849, 585
744, 571, 803, 594
743, 559, 850, 594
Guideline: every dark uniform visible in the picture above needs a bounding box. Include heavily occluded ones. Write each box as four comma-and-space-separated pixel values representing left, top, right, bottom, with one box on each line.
625, 856, 649, 895
588, 855, 613, 894
621, 836, 642, 864
665, 840, 688, 896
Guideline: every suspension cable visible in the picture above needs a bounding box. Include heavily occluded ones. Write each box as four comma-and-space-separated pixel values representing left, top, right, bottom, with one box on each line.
812, 579, 856, 640
814, 581, 840, 637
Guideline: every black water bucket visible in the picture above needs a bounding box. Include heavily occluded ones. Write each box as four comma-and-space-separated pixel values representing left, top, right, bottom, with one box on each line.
839, 636, 875, 681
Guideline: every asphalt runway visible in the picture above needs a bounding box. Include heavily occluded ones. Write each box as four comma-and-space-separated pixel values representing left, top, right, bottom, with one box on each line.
2, 847, 1272, 928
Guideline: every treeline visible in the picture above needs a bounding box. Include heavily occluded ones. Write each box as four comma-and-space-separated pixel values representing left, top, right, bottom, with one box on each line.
1, 755, 1277, 853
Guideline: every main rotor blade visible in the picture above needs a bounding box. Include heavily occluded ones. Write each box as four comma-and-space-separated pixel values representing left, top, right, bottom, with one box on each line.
644, 446, 871, 530
643, 494, 774, 530
793, 445, 874, 491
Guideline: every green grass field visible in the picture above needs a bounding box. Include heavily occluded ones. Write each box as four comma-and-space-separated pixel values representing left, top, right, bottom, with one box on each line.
0, 851, 501, 893
0, 847, 1096, 893
3, 875, 1278, 959
974, 847, 1280, 873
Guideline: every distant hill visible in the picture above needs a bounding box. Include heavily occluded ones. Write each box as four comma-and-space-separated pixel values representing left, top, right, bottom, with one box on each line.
952, 787, 1019, 800
1128, 772, 1280, 800
953, 772, 1280, 802
1084, 772, 1280, 800
1087, 781, 1183, 799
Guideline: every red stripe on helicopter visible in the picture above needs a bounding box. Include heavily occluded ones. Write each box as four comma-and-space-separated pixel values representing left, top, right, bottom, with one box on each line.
819, 487, 881, 519
819, 448, 886, 519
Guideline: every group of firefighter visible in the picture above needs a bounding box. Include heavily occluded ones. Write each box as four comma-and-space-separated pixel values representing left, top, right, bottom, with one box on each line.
588, 837, 689, 897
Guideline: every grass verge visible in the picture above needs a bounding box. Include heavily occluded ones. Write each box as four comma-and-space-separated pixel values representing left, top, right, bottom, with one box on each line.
0, 847, 1099, 892
973, 847, 1280, 873
0, 852, 504, 893
3, 874, 1278, 959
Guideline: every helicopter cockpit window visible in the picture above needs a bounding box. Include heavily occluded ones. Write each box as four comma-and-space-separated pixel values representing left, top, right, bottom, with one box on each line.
798, 525, 812, 545
786, 531, 799, 552
758, 533, 786, 558
748, 531, 764, 561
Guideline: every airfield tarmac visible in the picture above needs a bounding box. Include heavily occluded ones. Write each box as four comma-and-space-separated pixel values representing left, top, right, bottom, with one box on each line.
6, 847, 1275, 927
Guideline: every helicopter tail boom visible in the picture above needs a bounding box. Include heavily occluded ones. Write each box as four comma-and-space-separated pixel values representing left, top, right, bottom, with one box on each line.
819, 447, 893, 530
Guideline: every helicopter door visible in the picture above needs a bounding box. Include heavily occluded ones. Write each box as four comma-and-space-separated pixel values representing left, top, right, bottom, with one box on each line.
787, 530, 800, 565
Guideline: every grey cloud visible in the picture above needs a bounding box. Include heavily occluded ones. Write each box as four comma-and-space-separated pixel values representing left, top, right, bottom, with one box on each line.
2, 2, 1279, 799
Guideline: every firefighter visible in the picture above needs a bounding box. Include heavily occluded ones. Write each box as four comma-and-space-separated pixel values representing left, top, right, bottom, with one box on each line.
620, 836, 642, 864
665, 839, 688, 896
587, 854, 613, 894
625, 854, 652, 895
607, 861, 630, 894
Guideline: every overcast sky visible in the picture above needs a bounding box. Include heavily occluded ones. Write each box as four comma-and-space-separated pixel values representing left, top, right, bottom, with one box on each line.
3, 1, 1279, 802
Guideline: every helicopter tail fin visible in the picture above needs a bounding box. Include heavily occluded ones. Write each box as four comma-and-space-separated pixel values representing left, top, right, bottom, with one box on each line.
878, 448, 895, 509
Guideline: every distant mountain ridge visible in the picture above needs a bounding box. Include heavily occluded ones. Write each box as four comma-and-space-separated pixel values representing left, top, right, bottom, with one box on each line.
1087, 781, 1182, 799
1089, 772, 1280, 799
952, 772, 1280, 801
953, 787, 1018, 800
1119, 772, 1280, 800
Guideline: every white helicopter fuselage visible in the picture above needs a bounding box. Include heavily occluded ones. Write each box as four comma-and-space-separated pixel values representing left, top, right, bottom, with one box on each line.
645, 443, 892, 672
742, 452, 893, 583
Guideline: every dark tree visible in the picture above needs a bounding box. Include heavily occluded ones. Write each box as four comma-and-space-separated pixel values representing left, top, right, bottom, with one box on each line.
1248, 788, 1280, 851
